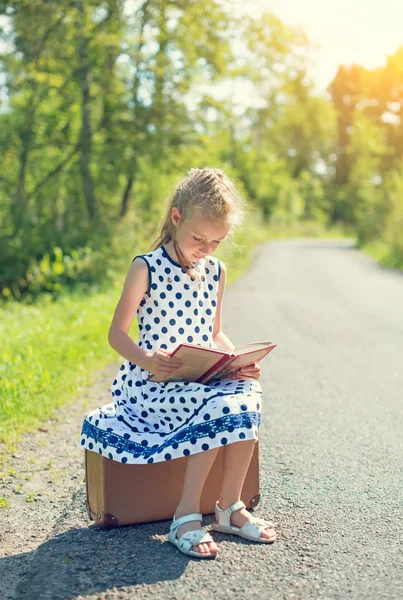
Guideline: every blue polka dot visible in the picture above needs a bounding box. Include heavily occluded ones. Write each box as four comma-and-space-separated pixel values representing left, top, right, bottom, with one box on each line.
179, 327, 184, 334
240, 404, 248, 411
183, 449, 190, 456
202, 444, 209, 451
186, 318, 192, 325
165, 267, 171, 274
160, 292, 166, 299
222, 406, 230, 414
170, 336, 177, 343
165, 453, 172, 460
122, 457, 128, 463
176, 293, 182, 299
221, 437, 228, 445
185, 301, 191, 307
147, 457, 154, 463
177, 309, 183, 317
167, 284, 173, 292
239, 432, 246, 439
169, 319, 176, 326
187, 336, 193, 343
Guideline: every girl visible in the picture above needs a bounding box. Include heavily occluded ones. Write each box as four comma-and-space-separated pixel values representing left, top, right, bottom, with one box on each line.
80, 167, 277, 558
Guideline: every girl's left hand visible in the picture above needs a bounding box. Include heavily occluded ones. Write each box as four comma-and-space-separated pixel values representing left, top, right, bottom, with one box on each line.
234, 362, 261, 380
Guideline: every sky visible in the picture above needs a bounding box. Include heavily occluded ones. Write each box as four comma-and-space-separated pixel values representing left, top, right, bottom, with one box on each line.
233, 0, 403, 91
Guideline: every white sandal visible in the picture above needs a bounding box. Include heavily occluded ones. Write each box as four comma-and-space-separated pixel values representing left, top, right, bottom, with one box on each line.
168, 512, 218, 559
211, 500, 277, 543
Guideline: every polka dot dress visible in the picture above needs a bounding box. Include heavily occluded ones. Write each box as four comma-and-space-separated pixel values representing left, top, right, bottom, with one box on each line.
80, 245, 262, 464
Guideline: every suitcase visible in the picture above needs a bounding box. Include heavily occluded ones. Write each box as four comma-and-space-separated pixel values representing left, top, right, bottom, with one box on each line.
85, 441, 260, 528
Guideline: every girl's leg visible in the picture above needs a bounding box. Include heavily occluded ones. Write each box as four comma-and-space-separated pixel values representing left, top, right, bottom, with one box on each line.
218, 439, 276, 540
175, 446, 220, 554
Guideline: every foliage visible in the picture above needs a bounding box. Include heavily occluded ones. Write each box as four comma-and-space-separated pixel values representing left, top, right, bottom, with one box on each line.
1, 0, 403, 307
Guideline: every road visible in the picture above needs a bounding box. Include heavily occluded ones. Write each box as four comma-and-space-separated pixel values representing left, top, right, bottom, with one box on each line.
1, 238, 402, 599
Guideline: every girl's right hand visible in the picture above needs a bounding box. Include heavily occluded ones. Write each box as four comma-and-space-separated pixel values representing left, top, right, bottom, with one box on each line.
147, 349, 183, 378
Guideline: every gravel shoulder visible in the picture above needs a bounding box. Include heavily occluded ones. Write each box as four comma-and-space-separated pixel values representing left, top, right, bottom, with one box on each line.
0, 239, 402, 600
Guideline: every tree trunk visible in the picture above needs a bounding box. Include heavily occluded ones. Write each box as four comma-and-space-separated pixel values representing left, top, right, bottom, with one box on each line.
76, 0, 98, 221
119, 0, 151, 217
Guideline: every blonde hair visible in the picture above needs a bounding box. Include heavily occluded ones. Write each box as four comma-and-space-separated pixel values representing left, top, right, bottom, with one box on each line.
149, 167, 246, 278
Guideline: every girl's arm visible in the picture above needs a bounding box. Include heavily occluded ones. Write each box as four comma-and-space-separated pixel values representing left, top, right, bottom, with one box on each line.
108, 258, 154, 372
212, 262, 236, 353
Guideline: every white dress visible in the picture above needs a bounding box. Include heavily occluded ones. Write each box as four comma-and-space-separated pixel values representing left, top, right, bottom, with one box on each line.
79, 245, 262, 464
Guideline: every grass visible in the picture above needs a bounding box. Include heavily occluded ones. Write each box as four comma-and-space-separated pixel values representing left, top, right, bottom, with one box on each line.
0, 215, 351, 466
361, 239, 403, 271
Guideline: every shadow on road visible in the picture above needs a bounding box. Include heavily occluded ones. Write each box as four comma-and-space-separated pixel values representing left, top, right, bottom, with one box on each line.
0, 513, 217, 600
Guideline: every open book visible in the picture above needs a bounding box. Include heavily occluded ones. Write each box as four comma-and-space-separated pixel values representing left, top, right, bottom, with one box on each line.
147, 341, 277, 384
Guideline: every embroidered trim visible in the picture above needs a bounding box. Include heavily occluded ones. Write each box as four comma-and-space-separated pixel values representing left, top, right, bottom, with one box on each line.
81, 411, 260, 459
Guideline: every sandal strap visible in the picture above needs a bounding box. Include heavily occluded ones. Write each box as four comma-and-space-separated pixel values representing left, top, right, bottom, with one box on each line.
227, 500, 246, 513
240, 518, 275, 539
214, 500, 246, 529
170, 512, 202, 536
178, 530, 214, 553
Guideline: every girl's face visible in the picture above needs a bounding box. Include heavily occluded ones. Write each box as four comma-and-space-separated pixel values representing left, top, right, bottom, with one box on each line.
171, 207, 231, 264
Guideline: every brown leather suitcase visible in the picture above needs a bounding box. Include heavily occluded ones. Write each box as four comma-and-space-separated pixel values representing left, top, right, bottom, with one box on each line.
85, 441, 260, 528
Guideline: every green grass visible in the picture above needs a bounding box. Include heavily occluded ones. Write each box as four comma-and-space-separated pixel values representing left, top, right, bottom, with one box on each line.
0, 216, 351, 465
0, 285, 120, 462
360, 239, 403, 271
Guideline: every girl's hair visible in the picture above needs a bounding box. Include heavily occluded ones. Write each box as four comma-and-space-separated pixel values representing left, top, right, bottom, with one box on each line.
149, 167, 247, 278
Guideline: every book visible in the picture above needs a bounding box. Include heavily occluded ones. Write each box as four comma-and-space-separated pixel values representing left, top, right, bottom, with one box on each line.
147, 341, 277, 384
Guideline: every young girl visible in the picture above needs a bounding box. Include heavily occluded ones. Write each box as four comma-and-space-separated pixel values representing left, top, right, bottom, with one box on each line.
80, 167, 277, 558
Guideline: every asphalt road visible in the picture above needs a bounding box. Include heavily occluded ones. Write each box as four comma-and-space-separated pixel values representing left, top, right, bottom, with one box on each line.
1, 238, 402, 600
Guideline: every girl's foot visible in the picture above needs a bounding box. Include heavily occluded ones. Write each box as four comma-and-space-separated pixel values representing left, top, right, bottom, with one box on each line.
176, 519, 219, 555
216, 503, 277, 541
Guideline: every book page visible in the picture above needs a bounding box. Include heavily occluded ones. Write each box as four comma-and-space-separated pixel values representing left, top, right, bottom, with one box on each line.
205, 343, 276, 382
148, 345, 228, 383
227, 347, 275, 368
232, 341, 274, 356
